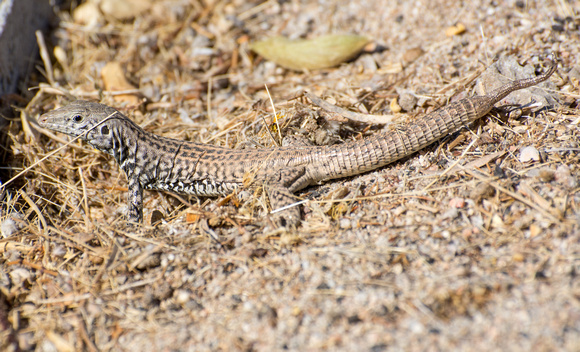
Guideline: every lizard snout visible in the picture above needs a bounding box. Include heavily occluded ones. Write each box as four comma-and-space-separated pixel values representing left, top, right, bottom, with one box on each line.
37, 112, 54, 127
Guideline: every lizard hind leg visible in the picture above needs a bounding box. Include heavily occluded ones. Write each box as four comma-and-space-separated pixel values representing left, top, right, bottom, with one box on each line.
264, 166, 313, 227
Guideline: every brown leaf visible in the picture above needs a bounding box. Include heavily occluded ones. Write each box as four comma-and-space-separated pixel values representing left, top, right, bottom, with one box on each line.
101, 62, 141, 105
73, 1, 103, 27
100, 0, 152, 21
445, 23, 466, 36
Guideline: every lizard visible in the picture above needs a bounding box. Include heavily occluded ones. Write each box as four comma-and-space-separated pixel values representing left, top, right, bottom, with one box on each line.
38, 57, 557, 226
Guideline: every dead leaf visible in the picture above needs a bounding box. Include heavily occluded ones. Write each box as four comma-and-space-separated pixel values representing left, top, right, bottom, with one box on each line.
73, 1, 103, 27
250, 34, 369, 70
45, 331, 75, 352
390, 97, 402, 113
402, 47, 424, 65
101, 62, 141, 105
445, 23, 466, 37
377, 61, 403, 74
305, 92, 395, 125
186, 213, 200, 223
446, 150, 506, 174
100, 0, 152, 21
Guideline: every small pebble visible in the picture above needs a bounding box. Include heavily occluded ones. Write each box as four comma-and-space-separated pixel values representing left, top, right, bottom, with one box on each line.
441, 208, 459, 220
397, 90, 418, 111
360, 54, 378, 73
512, 253, 525, 262
51, 244, 66, 258
1, 218, 19, 238
538, 169, 555, 182
471, 183, 495, 201
175, 290, 191, 304
491, 214, 505, 228
9, 268, 32, 287
554, 165, 578, 189
339, 218, 351, 229
402, 47, 424, 64
519, 146, 540, 163
461, 228, 474, 240
390, 97, 402, 113
73, 1, 102, 27
529, 224, 542, 238
449, 197, 466, 208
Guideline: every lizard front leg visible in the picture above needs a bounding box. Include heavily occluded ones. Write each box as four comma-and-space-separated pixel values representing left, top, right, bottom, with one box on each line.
126, 175, 144, 223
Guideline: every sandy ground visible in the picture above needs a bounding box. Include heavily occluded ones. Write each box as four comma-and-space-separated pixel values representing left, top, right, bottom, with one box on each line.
1, 0, 579, 351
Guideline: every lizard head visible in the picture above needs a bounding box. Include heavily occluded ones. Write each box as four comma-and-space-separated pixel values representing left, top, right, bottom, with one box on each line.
39, 100, 130, 151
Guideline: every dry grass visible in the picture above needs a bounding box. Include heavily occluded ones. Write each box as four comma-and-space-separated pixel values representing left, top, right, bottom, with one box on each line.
1, 0, 579, 351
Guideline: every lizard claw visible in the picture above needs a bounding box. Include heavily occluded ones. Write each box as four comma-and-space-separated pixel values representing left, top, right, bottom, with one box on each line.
270, 209, 302, 228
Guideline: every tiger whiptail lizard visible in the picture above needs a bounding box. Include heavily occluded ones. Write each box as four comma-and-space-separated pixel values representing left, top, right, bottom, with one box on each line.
38, 58, 557, 226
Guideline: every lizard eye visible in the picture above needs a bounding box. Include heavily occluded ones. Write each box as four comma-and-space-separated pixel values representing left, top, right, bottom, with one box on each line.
101, 125, 110, 135
73, 115, 83, 123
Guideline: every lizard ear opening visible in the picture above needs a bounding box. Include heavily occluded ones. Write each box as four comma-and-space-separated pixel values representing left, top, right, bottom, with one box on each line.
101, 125, 110, 135
73, 114, 84, 123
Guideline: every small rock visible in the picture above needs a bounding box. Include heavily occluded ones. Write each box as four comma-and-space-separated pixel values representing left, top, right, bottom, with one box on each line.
402, 47, 424, 65
519, 146, 540, 163
538, 168, 555, 182
449, 197, 466, 208
406, 318, 425, 334
136, 253, 161, 270
390, 97, 402, 113
554, 165, 578, 189
9, 268, 32, 287
339, 218, 351, 229
461, 228, 474, 240
529, 223, 542, 238
567, 66, 580, 81
1, 217, 20, 238
237, 190, 252, 202
73, 1, 103, 27
441, 208, 458, 220
396, 89, 418, 112
208, 216, 223, 227
359, 54, 378, 73
494, 164, 506, 178
512, 253, 525, 262
175, 290, 191, 304
491, 214, 505, 228
471, 183, 495, 201
52, 244, 66, 258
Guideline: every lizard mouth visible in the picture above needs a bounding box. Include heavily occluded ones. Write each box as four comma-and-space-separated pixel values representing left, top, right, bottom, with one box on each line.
37, 108, 69, 131
37, 112, 68, 135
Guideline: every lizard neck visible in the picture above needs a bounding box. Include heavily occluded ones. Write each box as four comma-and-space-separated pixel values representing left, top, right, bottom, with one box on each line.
108, 121, 151, 176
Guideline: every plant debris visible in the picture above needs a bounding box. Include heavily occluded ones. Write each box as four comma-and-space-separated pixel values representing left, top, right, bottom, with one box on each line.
0, 0, 578, 351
